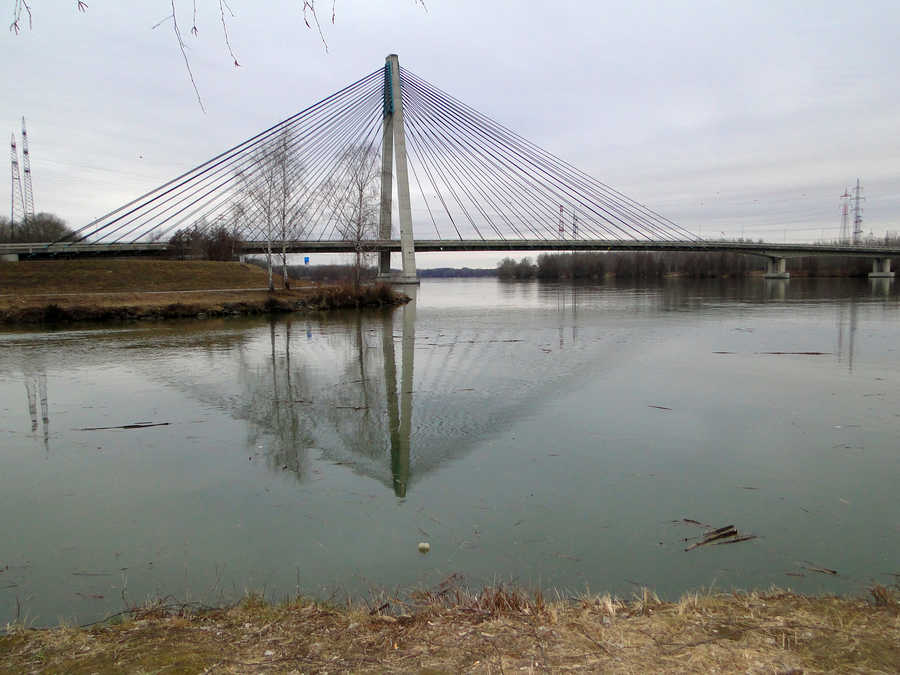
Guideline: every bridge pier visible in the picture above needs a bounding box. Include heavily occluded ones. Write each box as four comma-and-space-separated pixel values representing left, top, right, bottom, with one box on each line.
1, 254, 18, 262
868, 258, 894, 279
763, 257, 790, 279
377, 54, 418, 284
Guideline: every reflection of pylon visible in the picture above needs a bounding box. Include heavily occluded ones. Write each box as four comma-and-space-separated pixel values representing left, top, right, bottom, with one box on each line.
25, 377, 37, 432
10, 132, 24, 228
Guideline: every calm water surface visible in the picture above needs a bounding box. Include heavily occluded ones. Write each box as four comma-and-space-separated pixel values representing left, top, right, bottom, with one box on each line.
1, 277, 898, 626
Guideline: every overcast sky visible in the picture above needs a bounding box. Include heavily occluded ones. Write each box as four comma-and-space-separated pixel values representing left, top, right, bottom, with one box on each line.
4, 1, 900, 267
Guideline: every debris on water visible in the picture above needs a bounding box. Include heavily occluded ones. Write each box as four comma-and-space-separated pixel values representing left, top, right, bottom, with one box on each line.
678, 518, 710, 528
72, 571, 113, 577
715, 535, 758, 546
741, 486, 760, 490
648, 405, 672, 411
334, 405, 368, 410
757, 351, 831, 356
76, 422, 170, 431
840, 498, 850, 505
418, 542, 430, 554
74, 592, 105, 600
683, 524, 757, 551
800, 561, 838, 576
713, 351, 736, 354
785, 572, 806, 578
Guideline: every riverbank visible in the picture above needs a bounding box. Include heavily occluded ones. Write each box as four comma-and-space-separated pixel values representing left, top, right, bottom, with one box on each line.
2, 586, 897, 673
0, 259, 406, 324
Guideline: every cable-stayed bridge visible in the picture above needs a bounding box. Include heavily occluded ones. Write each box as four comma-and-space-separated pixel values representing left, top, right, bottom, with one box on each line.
3, 55, 897, 278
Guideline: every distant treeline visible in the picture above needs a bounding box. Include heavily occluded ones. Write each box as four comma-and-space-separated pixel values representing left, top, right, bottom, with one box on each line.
419, 267, 497, 278
498, 251, 886, 280
246, 260, 501, 281
0, 213, 72, 243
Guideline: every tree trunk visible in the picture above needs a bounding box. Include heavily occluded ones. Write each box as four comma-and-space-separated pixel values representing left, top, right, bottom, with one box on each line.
266, 233, 273, 292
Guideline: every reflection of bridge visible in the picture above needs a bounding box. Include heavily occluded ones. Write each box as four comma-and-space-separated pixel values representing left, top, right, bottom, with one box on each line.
6, 280, 884, 493
4, 55, 894, 279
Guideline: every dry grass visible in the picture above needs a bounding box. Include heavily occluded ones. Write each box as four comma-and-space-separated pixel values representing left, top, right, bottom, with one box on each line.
0, 260, 406, 323
0, 259, 276, 295
2, 585, 898, 673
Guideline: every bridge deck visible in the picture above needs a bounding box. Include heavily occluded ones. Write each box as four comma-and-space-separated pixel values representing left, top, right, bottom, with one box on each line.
3, 239, 899, 260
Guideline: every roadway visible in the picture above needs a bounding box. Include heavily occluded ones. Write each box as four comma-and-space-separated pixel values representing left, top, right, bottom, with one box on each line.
3, 239, 900, 260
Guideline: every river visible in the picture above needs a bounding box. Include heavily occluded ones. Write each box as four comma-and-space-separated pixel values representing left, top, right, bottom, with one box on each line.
1, 277, 898, 626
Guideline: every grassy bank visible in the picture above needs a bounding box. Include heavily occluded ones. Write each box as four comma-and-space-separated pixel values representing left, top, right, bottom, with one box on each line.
0, 260, 406, 324
2, 586, 897, 673
0, 259, 277, 294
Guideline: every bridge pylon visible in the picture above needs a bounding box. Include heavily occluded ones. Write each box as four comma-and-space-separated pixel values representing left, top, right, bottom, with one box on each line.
377, 54, 418, 284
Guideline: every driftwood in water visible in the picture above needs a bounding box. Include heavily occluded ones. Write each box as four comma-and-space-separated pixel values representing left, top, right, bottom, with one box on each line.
77, 422, 171, 431
800, 562, 838, 576
684, 524, 757, 551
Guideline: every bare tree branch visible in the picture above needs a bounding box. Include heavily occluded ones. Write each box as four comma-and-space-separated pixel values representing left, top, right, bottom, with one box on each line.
219, 0, 240, 66
330, 145, 381, 289
237, 130, 308, 290
9, 1, 426, 108
9, 0, 31, 34
301, 0, 329, 53
168, 0, 206, 113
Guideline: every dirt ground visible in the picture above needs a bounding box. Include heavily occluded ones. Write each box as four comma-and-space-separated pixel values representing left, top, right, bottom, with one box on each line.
0, 259, 278, 295
0, 259, 402, 322
2, 586, 898, 673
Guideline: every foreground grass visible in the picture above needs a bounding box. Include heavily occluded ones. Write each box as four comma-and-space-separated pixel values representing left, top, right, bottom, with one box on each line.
2, 586, 898, 673
0, 259, 405, 323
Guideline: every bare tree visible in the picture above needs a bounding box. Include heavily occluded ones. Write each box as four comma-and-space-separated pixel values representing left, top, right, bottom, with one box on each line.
237, 129, 306, 291
330, 145, 380, 290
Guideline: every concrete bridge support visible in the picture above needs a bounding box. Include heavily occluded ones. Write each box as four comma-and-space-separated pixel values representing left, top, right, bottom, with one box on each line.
1, 254, 19, 262
763, 257, 790, 279
868, 258, 894, 279
377, 54, 418, 284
